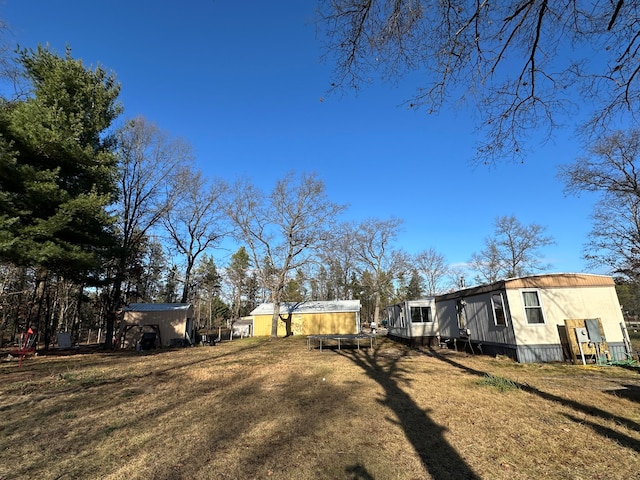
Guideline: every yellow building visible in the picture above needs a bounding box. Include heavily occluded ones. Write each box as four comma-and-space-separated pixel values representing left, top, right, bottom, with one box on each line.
251, 300, 361, 337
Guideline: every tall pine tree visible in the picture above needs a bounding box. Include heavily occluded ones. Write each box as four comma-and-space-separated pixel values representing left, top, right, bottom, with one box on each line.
0, 45, 121, 277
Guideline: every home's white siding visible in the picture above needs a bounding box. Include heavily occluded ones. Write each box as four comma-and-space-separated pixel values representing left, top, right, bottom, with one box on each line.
507, 285, 625, 347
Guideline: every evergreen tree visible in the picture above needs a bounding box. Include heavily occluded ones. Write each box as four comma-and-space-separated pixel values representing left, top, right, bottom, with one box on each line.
615, 277, 640, 321
244, 272, 260, 316
0, 46, 121, 277
282, 269, 306, 303
227, 247, 250, 321
0, 46, 120, 342
193, 254, 222, 328
405, 269, 423, 301
160, 265, 181, 303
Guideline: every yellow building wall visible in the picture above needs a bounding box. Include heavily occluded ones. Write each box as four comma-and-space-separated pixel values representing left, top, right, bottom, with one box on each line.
252, 312, 358, 336
302, 312, 357, 334
253, 314, 275, 337
506, 285, 624, 346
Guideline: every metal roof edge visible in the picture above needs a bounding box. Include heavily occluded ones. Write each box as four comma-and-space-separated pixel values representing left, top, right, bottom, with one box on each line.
435, 272, 614, 301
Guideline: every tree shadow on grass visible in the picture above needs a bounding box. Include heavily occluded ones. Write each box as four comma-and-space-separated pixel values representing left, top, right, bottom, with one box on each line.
345, 463, 375, 480
563, 413, 640, 451
1, 338, 317, 479
0, 341, 265, 430
604, 384, 640, 403
429, 349, 640, 449
338, 347, 481, 480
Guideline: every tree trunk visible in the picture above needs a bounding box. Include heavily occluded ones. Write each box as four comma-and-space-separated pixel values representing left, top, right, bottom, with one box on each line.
181, 257, 195, 304
270, 282, 285, 338
43, 284, 54, 351
282, 313, 293, 337
271, 305, 279, 338
71, 288, 82, 344
105, 279, 122, 349
30, 268, 49, 351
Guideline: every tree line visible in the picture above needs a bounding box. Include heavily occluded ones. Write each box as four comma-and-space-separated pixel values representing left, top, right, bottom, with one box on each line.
0, 43, 554, 346
3, 5, 640, 346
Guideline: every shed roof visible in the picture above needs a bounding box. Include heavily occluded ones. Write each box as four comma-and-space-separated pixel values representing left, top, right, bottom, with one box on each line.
123, 303, 192, 312
250, 300, 360, 316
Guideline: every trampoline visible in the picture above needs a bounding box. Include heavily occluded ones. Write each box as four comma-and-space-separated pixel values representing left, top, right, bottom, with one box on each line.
307, 334, 375, 352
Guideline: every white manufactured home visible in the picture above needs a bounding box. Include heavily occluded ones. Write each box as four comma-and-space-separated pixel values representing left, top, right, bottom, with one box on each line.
433, 273, 627, 363
386, 298, 440, 346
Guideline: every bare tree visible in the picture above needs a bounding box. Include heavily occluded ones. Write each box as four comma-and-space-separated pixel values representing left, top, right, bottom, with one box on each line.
446, 264, 470, 292
228, 172, 345, 337
132, 237, 167, 302
105, 116, 193, 348
560, 129, 640, 197
318, 1, 640, 163
560, 129, 640, 280
469, 215, 555, 283
351, 216, 406, 325
414, 247, 450, 296
319, 222, 360, 299
585, 195, 640, 280
162, 168, 229, 303
468, 242, 503, 285
0, 19, 27, 99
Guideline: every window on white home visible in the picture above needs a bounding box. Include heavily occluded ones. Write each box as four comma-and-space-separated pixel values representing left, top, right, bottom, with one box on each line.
491, 293, 507, 326
522, 291, 545, 324
410, 306, 432, 323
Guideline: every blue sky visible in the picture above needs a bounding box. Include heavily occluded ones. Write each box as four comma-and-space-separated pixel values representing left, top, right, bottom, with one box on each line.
1, 0, 602, 275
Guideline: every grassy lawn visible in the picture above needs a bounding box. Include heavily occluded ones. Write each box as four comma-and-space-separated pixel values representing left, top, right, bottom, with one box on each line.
1, 336, 639, 480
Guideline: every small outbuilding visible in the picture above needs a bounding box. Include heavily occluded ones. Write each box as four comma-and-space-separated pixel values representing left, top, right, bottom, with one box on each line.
434, 273, 627, 363
250, 300, 361, 336
231, 317, 253, 338
120, 303, 194, 348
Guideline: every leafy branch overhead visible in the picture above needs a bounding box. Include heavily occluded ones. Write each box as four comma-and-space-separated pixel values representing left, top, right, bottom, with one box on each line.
318, 0, 640, 163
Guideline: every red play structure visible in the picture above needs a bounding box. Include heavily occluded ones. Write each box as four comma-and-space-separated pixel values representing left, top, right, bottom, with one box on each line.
11, 327, 37, 367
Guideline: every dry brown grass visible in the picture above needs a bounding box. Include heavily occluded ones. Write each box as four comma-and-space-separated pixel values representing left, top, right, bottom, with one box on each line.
1, 336, 639, 480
